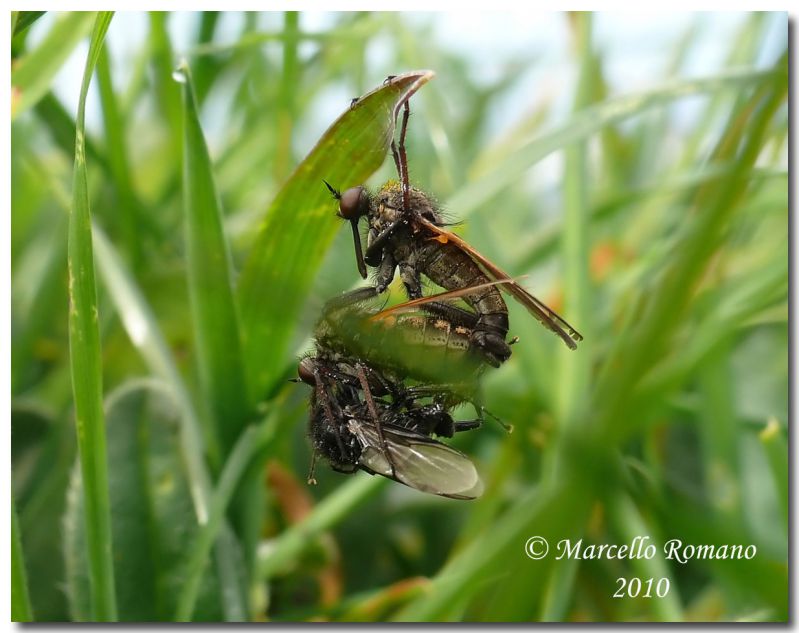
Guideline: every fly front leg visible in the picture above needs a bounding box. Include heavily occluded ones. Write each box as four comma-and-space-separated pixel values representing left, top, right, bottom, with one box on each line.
374, 251, 396, 295
399, 260, 423, 299
364, 218, 404, 267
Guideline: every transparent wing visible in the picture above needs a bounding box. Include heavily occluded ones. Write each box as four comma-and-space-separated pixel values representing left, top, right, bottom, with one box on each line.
349, 420, 483, 500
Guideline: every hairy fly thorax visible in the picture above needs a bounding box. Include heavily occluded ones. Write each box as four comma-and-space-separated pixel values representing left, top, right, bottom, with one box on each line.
370, 180, 443, 231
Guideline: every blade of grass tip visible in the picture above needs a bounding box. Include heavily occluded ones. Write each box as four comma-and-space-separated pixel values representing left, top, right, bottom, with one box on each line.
11, 497, 34, 622
759, 418, 788, 531
237, 70, 435, 402
177, 60, 249, 458
448, 66, 780, 221
11, 12, 96, 119
174, 418, 277, 621
67, 11, 117, 621
12, 11, 47, 39
257, 476, 386, 581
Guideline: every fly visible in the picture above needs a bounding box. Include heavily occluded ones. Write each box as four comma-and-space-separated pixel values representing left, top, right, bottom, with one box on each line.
325, 92, 582, 365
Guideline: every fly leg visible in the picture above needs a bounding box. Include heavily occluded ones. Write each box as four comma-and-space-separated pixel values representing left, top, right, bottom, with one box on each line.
311, 367, 350, 461
392, 100, 412, 214
324, 286, 379, 311
374, 251, 396, 295
355, 362, 396, 477
399, 260, 423, 300
364, 219, 403, 268
307, 449, 319, 485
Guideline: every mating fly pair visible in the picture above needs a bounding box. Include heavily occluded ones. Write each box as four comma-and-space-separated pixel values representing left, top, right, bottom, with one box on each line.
300, 78, 582, 499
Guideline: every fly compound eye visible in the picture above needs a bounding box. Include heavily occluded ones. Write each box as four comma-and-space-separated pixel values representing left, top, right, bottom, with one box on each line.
297, 358, 317, 385
338, 186, 369, 220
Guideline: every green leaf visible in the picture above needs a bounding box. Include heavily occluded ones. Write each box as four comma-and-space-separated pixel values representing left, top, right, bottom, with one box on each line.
177, 61, 249, 457
11, 12, 96, 119
237, 70, 435, 400
64, 381, 244, 621
12, 11, 46, 38
66, 11, 117, 622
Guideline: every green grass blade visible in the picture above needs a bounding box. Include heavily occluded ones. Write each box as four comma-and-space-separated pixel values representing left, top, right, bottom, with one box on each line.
91, 226, 213, 521
593, 53, 788, 444
237, 70, 435, 400
174, 419, 277, 621
95, 46, 142, 269
449, 66, 780, 220
555, 13, 593, 430
11, 12, 96, 119
11, 496, 34, 622
67, 11, 117, 621
12, 11, 46, 38
257, 476, 386, 581
177, 61, 249, 457
759, 418, 788, 530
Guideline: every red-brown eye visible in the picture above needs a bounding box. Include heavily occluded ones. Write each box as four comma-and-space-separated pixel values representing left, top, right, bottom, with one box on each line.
338, 186, 369, 220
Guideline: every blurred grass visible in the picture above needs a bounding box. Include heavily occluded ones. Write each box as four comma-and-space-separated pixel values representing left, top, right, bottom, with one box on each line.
10, 11, 788, 623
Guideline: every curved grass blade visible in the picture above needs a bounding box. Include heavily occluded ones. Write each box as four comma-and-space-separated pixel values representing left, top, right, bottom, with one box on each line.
257, 476, 385, 581
237, 70, 435, 401
11, 12, 96, 119
67, 11, 116, 621
177, 61, 249, 457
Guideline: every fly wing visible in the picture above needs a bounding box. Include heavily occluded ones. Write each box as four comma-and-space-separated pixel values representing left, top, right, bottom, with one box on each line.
414, 215, 583, 349
349, 420, 483, 500
368, 279, 511, 321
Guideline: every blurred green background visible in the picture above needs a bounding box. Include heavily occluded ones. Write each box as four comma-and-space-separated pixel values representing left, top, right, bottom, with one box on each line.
10, 11, 788, 622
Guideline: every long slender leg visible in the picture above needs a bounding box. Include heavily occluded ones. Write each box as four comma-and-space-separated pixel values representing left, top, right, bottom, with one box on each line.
324, 286, 378, 311
396, 101, 411, 214
355, 362, 395, 477
313, 372, 348, 456
307, 449, 319, 485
